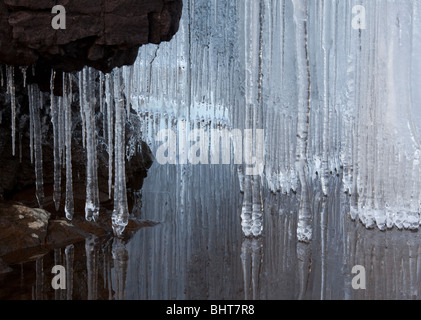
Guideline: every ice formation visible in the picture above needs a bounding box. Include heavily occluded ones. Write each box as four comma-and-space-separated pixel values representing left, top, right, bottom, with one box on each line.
130, 0, 421, 240
2, 0, 421, 240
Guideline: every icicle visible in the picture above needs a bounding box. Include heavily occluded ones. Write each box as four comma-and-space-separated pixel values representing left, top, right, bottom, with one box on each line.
20, 66, 27, 88
293, 0, 312, 242
124, 65, 134, 120
112, 68, 129, 237
29, 85, 45, 208
320, 0, 331, 196
65, 73, 74, 220
83, 67, 100, 221
241, 175, 253, 237
100, 72, 107, 142
7, 66, 16, 156
0, 65, 3, 87
105, 73, 114, 199
50, 70, 61, 211
79, 71, 86, 149
28, 86, 34, 164
99, 72, 104, 114
57, 93, 65, 168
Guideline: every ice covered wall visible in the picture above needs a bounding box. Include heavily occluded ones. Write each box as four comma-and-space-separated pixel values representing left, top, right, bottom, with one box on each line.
129, 0, 421, 239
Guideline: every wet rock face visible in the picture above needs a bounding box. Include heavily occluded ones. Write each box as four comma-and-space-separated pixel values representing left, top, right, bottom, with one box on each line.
0, 0, 182, 73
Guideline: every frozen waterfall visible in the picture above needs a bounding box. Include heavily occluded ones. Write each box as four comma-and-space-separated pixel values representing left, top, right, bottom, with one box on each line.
2, 0, 421, 240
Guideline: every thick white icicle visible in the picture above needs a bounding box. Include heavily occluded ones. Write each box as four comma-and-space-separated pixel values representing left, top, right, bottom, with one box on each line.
83, 68, 100, 221
241, 175, 253, 237
29, 85, 45, 208
240, 0, 264, 238
65, 73, 74, 220
112, 68, 129, 237
293, 0, 312, 243
50, 70, 61, 211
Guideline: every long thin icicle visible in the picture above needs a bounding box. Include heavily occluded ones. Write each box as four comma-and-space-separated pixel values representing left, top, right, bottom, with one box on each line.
65, 73, 74, 220
29, 85, 34, 164
0, 65, 3, 87
293, 0, 312, 243
105, 74, 114, 199
7, 66, 16, 156
83, 68, 100, 221
79, 71, 86, 149
112, 68, 129, 237
51, 70, 61, 211
29, 85, 45, 208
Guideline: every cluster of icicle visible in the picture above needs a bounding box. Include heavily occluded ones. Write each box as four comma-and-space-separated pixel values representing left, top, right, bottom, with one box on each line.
1, 65, 135, 237
3, 0, 421, 243
129, 0, 421, 241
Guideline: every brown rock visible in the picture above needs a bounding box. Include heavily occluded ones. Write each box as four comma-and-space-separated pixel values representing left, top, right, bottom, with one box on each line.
0, 257, 12, 274
0, 201, 50, 257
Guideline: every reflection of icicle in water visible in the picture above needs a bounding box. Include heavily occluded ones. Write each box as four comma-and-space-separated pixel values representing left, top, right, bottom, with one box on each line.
34, 257, 44, 300
53, 249, 66, 300
296, 242, 311, 300
85, 236, 98, 300
241, 238, 263, 300
112, 238, 128, 300
65, 244, 74, 300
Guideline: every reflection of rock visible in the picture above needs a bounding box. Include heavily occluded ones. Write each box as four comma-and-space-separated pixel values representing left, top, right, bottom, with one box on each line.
0, 202, 50, 257
0, 201, 157, 265
47, 219, 107, 248
47, 216, 157, 249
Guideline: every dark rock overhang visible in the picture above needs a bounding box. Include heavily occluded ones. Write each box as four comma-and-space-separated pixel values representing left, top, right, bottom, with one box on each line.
0, 0, 182, 73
